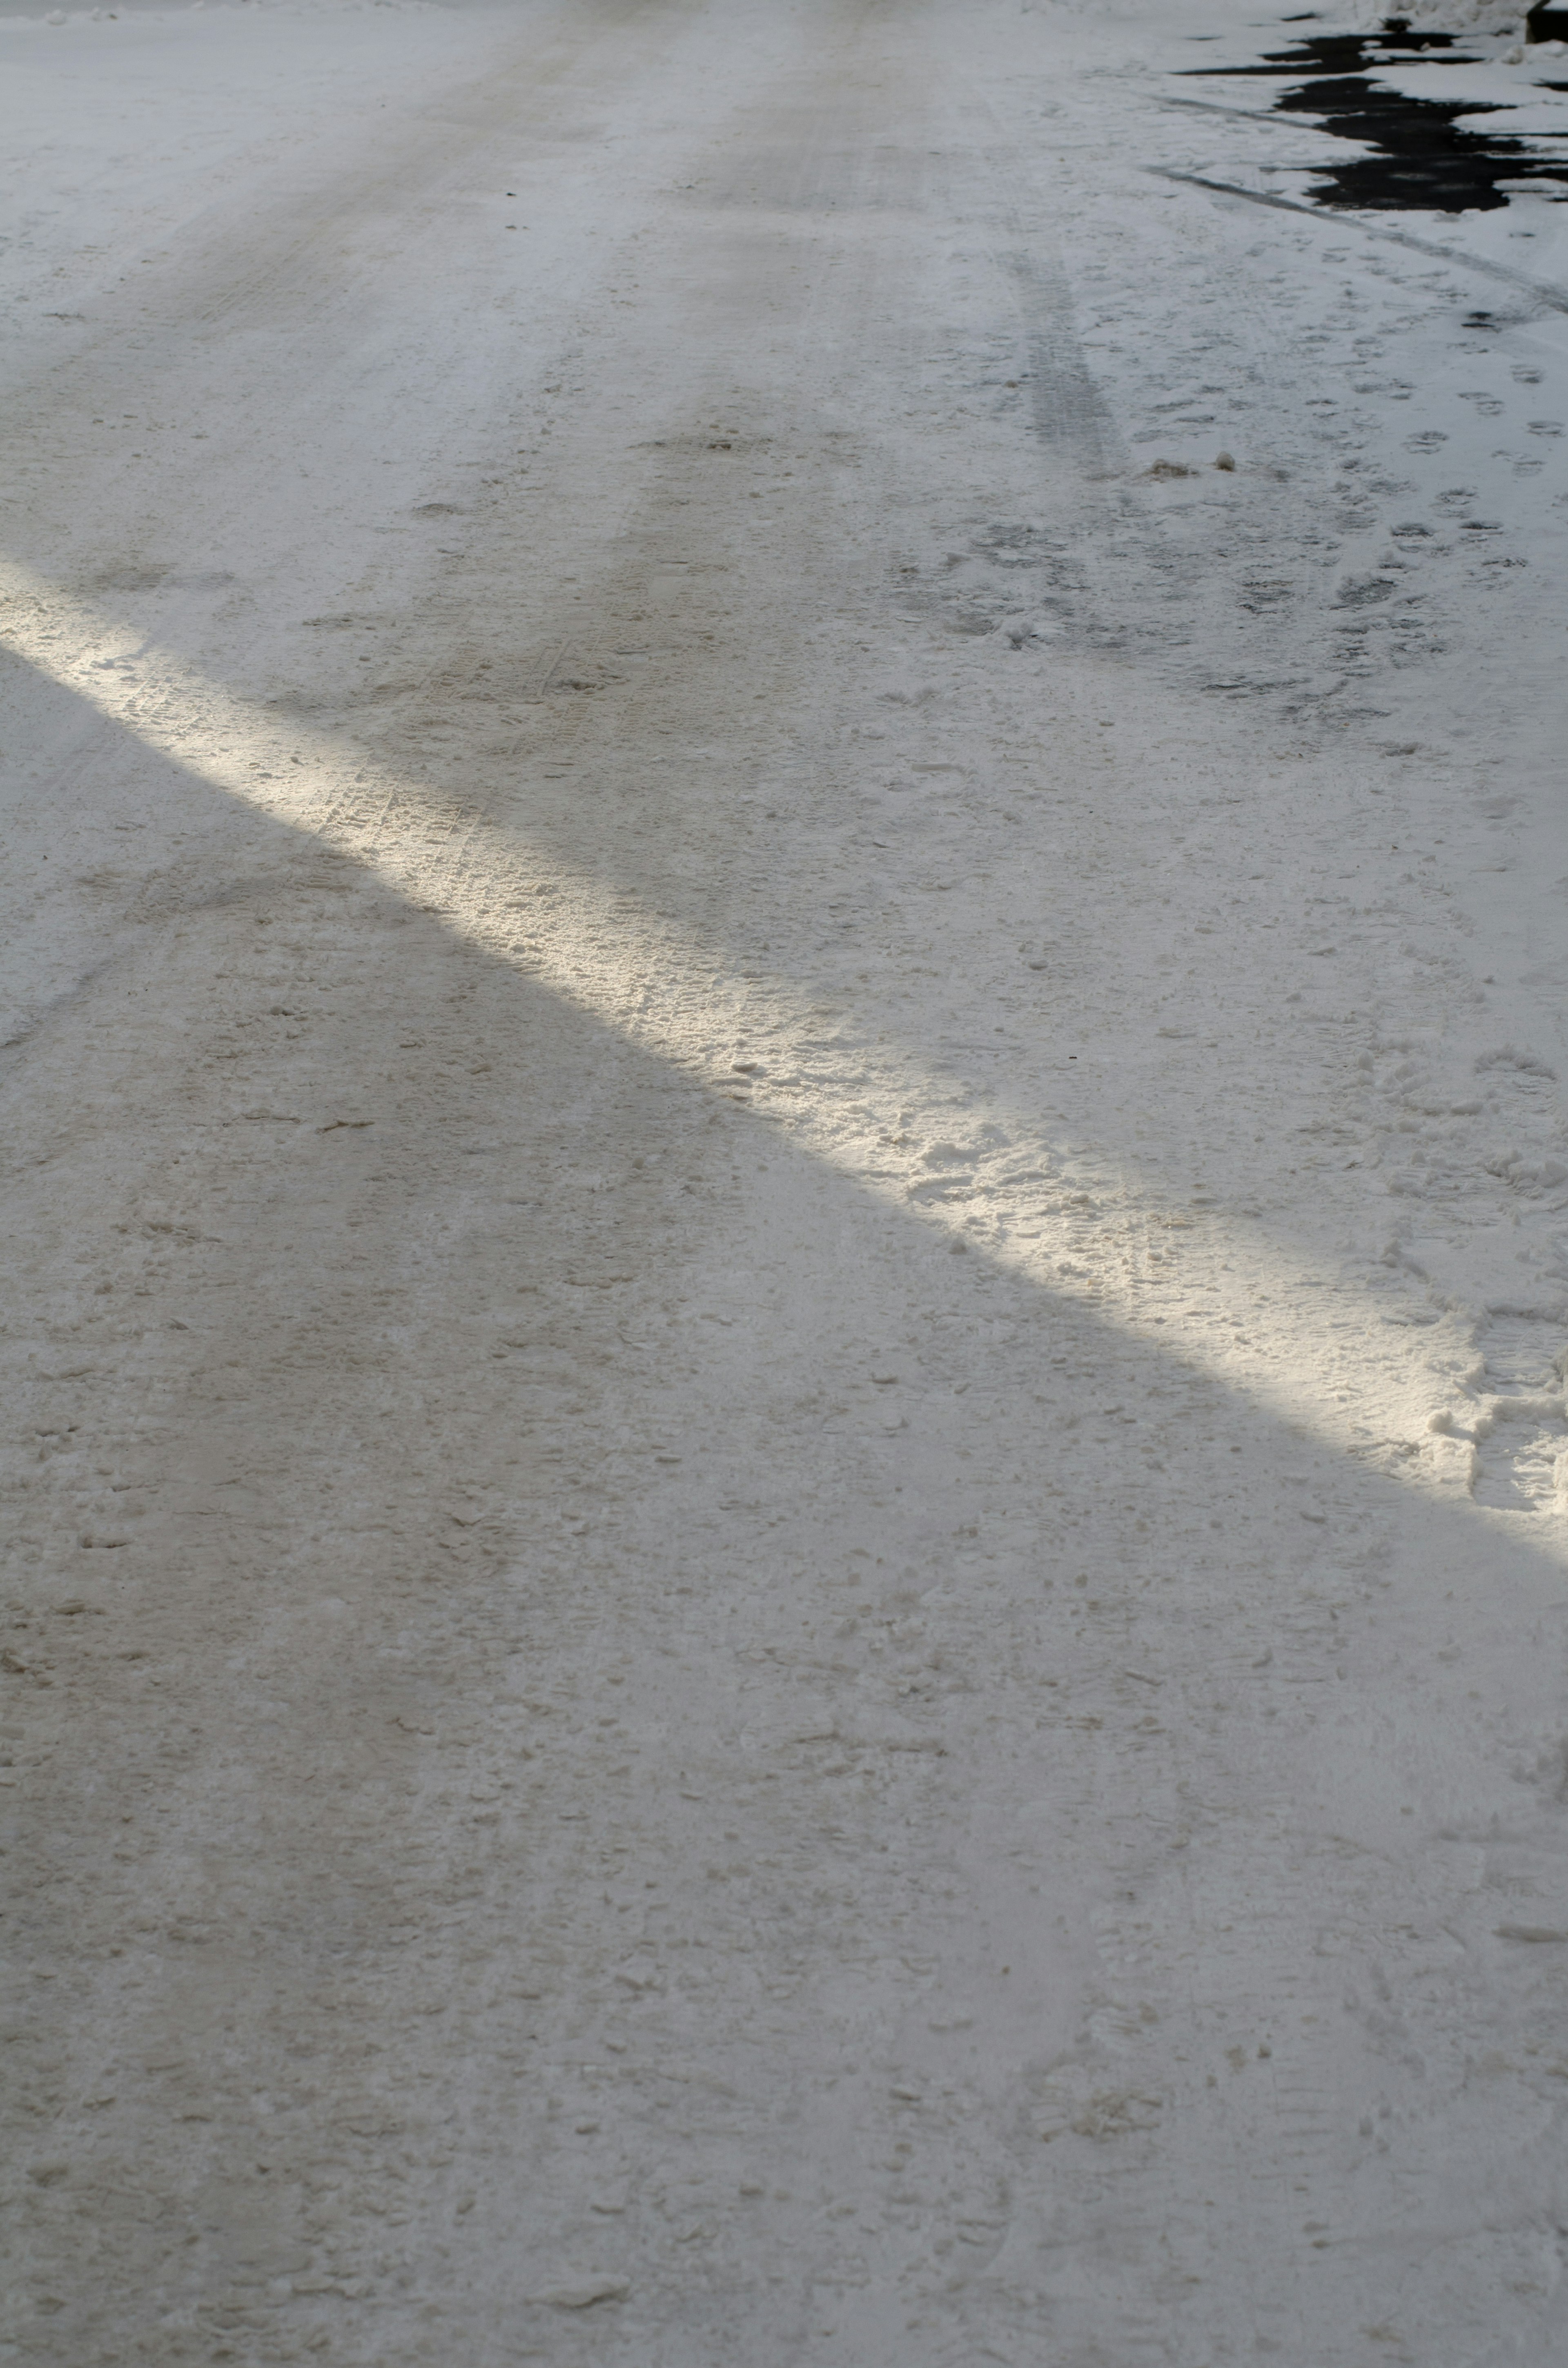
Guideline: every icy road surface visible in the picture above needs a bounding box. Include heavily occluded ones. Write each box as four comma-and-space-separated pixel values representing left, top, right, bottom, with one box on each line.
4, 0, 1568, 2360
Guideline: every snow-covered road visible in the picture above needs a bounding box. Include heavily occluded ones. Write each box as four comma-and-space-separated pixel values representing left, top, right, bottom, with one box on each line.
4, 1, 1568, 2359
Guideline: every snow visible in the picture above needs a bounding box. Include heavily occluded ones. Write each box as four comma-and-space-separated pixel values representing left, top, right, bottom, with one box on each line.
2, 0, 1568, 2360
1350, 0, 1528, 33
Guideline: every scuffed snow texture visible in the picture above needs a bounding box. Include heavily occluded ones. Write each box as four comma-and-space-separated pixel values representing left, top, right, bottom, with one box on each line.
3, 2, 1568, 2364
1348, 0, 1528, 35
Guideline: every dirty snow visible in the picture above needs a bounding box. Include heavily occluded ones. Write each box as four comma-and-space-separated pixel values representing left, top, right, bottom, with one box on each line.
3, 0, 1568, 2361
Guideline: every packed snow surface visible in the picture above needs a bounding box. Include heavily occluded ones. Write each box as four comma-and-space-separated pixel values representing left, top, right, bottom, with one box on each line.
3, 1, 1568, 2361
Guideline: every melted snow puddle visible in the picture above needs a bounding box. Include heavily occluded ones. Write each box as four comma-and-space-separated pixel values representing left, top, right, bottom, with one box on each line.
0, 552, 1555, 1514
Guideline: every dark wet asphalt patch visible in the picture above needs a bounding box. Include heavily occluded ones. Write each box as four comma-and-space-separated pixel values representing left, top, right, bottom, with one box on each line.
1185, 18, 1568, 213
1188, 24, 1477, 79
1273, 78, 1559, 213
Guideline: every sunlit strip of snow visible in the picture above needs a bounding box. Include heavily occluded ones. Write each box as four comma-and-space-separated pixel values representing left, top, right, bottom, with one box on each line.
0, 553, 1532, 1505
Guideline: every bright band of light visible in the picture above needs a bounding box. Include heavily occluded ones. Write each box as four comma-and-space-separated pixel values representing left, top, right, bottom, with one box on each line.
0, 555, 1526, 1512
